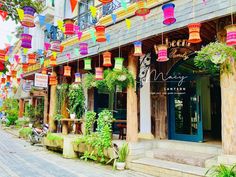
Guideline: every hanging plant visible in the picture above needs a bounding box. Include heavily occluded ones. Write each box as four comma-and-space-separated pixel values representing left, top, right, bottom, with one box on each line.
56, 84, 69, 115
84, 73, 108, 91
85, 111, 96, 135
194, 42, 236, 75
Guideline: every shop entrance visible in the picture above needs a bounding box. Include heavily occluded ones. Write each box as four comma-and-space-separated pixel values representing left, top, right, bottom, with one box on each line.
168, 58, 221, 142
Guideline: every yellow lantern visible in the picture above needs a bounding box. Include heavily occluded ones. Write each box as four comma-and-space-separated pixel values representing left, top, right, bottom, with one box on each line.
64, 66, 71, 77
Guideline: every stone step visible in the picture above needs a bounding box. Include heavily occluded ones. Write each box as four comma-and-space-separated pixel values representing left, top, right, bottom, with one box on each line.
152, 148, 216, 167
128, 157, 207, 177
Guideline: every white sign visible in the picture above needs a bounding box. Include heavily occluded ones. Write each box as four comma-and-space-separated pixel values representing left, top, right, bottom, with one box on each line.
34, 73, 48, 88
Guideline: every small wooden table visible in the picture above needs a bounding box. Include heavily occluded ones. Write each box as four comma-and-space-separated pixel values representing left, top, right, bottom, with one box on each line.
60, 119, 83, 135
113, 119, 127, 140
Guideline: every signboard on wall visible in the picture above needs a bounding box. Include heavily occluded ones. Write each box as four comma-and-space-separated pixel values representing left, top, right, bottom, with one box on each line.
22, 80, 33, 92
34, 73, 48, 88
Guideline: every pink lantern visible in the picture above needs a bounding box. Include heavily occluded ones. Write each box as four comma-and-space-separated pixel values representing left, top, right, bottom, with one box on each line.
162, 3, 176, 25
79, 42, 88, 55
50, 40, 61, 52
156, 44, 168, 62
225, 24, 236, 46
21, 34, 32, 48
95, 67, 104, 80
63, 18, 75, 35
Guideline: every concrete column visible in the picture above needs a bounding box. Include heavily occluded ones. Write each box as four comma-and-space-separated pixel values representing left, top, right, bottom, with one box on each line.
126, 53, 138, 142
49, 72, 57, 132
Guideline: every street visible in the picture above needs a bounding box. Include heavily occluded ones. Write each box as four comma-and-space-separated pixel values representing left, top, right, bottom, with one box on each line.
0, 129, 153, 177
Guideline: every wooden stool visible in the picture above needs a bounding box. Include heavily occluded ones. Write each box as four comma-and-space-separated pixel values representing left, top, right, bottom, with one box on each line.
117, 124, 126, 140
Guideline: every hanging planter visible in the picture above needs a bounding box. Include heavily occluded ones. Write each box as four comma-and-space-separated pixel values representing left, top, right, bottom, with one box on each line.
22, 63, 29, 72
133, 41, 143, 56
50, 55, 57, 67
49, 75, 57, 85
21, 6, 36, 28
21, 33, 32, 48
64, 66, 71, 77
135, 0, 150, 19
1, 78, 5, 84
187, 23, 202, 43
162, 3, 176, 25
95, 67, 104, 80
63, 18, 75, 35
114, 57, 124, 70
79, 42, 88, 55
11, 70, 17, 78
156, 44, 169, 62
98, 0, 113, 4
28, 53, 36, 64
41, 67, 47, 75
95, 26, 106, 42
84, 58, 92, 70
103, 51, 112, 67
225, 24, 236, 46
75, 73, 81, 83
50, 40, 61, 52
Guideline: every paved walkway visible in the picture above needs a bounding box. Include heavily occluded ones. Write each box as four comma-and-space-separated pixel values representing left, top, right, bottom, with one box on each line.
0, 128, 154, 177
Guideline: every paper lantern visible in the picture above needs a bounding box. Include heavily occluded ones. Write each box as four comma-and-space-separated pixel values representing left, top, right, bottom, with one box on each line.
22, 63, 28, 72
50, 56, 57, 67
21, 6, 36, 27
162, 3, 176, 25
1, 78, 5, 84
133, 41, 143, 56
63, 18, 75, 35
187, 23, 202, 43
6, 75, 11, 82
84, 58, 92, 70
75, 73, 81, 83
41, 67, 47, 75
135, 0, 150, 18
17, 78, 21, 84
79, 42, 88, 55
114, 57, 124, 70
50, 40, 61, 52
21, 34, 32, 48
156, 44, 169, 62
98, 0, 112, 4
95, 67, 104, 80
103, 51, 112, 67
0, 62, 5, 71
0, 49, 6, 62
64, 66, 71, 77
11, 70, 17, 78
28, 53, 36, 64
225, 24, 236, 46
49, 75, 57, 85
95, 26, 106, 42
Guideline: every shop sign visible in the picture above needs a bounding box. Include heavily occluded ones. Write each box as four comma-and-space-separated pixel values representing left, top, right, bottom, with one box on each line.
26, 59, 50, 73
22, 80, 33, 92
34, 73, 48, 88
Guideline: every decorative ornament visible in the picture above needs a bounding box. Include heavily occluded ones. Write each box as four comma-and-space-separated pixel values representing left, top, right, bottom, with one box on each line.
11, 70, 17, 78
95, 67, 104, 80
133, 41, 143, 56
50, 40, 61, 52
42, 67, 47, 75
225, 24, 236, 46
187, 23, 202, 43
22, 63, 28, 72
79, 42, 88, 55
28, 53, 36, 64
6, 75, 11, 82
50, 56, 57, 67
21, 34, 32, 48
103, 51, 112, 67
21, 6, 36, 27
95, 26, 106, 42
162, 3, 176, 25
75, 73, 81, 83
63, 18, 75, 35
156, 44, 169, 62
64, 66, 71, 77
84, 58, 92, 70
44, 42, 51, 51
135, 0, 150, 19
98, 0, 112, 4
49, 75, 57, 85
114, 57, 124, 70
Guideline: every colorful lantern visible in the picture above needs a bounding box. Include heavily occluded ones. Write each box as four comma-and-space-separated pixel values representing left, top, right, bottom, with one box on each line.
95, 67, 104, 80
1, 78, 5, 84
114, 57, 124, 70
63, 18, 75, 35
6, 75, 11, 82
21, 33, 32, 48
50, 56, 57, 67
64, 66, 71, 77
79, 42, 88, 55
103, 51, 112, 67
135, 0, 150, 19
28, 53, 36, 64
225, 24, 236, 46
187, 23, 202, 43
98, 0, 113, 4
162, 3, 176, 25
22, 63, 29, 72
50, 40, 61, 52
11, 70, 17, 78
0, 62, 5, 71
21, 6, 36, 27
133, 41, 143, 56
95, 26, 106, 42
41, 67, 47, 75
84, 58, 92, 70
49, 75, 57, 85
0, 49, 6, 62
156, 44, 168, 62
17, 78, 21, 84
75, 73, 81, 83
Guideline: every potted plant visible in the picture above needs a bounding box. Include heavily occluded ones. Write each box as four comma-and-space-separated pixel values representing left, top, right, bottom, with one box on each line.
67, 108, 76, 119
115, 143, 129, 170
205, 164, 236, 177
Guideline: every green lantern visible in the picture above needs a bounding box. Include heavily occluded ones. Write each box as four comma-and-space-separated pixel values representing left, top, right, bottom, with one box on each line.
84, 58, 92, 70
114, 57, 124, 70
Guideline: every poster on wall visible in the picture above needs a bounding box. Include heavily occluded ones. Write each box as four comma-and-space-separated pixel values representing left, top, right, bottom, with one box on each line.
34, 73, 48, 88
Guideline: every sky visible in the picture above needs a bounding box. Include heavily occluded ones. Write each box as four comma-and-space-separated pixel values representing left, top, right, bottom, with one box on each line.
0, 19, 17, 49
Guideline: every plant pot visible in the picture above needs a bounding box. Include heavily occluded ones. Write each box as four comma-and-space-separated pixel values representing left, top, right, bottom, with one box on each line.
70, 113, 76, 119
116, 162, 126, 170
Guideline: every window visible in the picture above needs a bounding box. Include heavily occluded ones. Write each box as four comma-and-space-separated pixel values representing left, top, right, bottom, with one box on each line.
78, 0, 95, 30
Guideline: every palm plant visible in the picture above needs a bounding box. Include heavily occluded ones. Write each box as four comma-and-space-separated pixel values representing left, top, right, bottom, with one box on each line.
206, 164, 236, 177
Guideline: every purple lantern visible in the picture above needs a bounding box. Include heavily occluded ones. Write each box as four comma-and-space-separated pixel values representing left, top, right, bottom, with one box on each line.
21, 33, 32, 49
79, 42, 88, 55
21, 6, 36, 28
162, 3, 176, 26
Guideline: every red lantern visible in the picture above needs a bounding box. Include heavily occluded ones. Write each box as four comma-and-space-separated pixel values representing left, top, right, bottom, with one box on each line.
11, 70, 17, 78
22, 63, 29, 72
187, 23, 202, 44
98, 0, 112, 4
0, 62, 5, 71
50, 56, 57, 67
63, 18, 75, 35
17, 78, 21, 84
225, 24, 236, 46
95, 67, 104, 80
51, 40, 61, 52
103, 51, 112, 67
28, 53, 36, 64
135, 0, 150, 19
162, 3, 176, 25
64, 66, 71, 77
49, 75, 57, 85
41, 67, 47, 75
6, 75, 11, 82
1, 78, 5, 84
95, 26, 106, 42
156, 44, 169, 62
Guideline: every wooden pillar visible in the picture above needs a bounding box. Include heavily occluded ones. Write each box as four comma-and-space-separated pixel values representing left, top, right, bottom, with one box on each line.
49, 72, 57, 132
43, 93, 48, 124
18, 99, 24, 118
126, 53, 138, 142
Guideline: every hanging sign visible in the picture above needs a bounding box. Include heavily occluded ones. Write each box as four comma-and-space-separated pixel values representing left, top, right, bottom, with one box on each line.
34, 73, 48, 88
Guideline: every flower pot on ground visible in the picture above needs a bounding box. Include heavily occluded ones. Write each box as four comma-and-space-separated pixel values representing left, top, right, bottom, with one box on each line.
115, 143, 129, 170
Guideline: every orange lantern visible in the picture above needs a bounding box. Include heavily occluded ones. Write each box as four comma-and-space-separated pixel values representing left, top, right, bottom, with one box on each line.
103, 51, 112, 67
49, 75, 57, 85
95, 67, 104, 80
0, 49, 6, 62
6, 75, 11, 82
95, 26, 106, 42
187, 23, 202, 43
50, 56, 57, 67
135, 0, 150, 19
22, 63, 28, 72
41, 67, 47, 75
64, 66, 71, 77
11, 70, 17, 78
98, 0, 112, 4
28, 53, 36, 64
225, 24, 236, 46
1, 78, 5, 84
63, 18, 75, 35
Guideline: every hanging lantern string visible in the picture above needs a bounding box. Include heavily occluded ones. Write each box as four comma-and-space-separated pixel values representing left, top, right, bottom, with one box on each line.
231, 0, 234, 25
192, 0, 195, 21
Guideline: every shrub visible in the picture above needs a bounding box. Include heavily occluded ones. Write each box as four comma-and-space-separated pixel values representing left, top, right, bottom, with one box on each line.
19, 127, 32, 139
